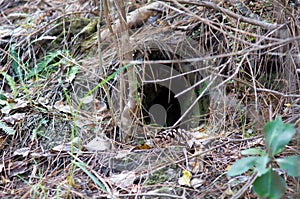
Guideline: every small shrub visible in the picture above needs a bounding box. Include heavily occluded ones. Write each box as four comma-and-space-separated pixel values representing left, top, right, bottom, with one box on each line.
227, 117, 299, 199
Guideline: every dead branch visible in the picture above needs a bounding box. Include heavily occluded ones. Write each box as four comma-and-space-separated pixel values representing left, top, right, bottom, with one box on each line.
167, 0, 280, 29
100, 1, 163, 41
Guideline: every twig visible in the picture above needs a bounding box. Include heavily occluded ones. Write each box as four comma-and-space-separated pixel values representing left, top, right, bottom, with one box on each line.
138, 140, 230, 178
98, 0, 104, 75
167, 0, 279, 30
137, 135, 262, 180
99, 192, 185, 198
96, 0, 117, 127
230, 172, 258, 199
256, 88, 300, 98
125, 34, 300, 65
68, 152, 114, 198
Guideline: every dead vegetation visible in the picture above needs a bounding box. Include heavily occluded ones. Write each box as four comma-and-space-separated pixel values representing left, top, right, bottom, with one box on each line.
0, 0, 300, 198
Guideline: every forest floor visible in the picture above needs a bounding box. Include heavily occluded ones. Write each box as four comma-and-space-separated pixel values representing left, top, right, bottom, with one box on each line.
0, 0, 300, 198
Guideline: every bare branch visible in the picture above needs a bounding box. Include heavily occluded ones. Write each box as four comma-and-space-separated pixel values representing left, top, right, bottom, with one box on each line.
167, 0, 280, 29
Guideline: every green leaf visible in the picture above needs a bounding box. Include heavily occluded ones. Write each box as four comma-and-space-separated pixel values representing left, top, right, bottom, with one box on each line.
241, 148, 266, 156
0, 94, 7, 100
66, 66, 78, 82
253, 168, 286, 199
25, 51, 63, 80
9, 44, 23, 81
72, 161, 107, 193
277, 155, 300, 177
227, 156, 259, 177
254, 155, 270, 176
1, 72, 17, 98
197, 80, 208, 96
263, 117, 296, 156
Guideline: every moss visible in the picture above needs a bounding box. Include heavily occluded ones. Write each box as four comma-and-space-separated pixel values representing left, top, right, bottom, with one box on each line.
144, 166, 179, 185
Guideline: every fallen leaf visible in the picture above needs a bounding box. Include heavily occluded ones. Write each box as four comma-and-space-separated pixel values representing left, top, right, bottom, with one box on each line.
51, 137, 80, 152
3, 113, 26, 125
94, 100, 108, 112
80, 95, 93, 104
131, 143, 151, 151
190, 178, 204, 189
178, 169, 192, 186
115, 150, 130, 159
84, 137, 111, 151
0, 163, 4, 173
1, 175, 10, 184
66, 175, 81, 189
108, 171, 136, 189
54, 100, 76, 114
1, 99, 28, 114
13, 147, 30, 157
8, 161, 28, 177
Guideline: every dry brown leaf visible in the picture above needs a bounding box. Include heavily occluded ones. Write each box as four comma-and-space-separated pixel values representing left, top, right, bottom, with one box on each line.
131, 143, 152, 151
1, 99, 28, 114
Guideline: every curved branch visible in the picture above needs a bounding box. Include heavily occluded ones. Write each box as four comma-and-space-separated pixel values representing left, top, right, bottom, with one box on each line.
168, 0, 280, 30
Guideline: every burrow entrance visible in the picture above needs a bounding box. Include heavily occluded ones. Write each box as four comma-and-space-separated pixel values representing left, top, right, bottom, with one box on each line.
132, 48, 210, 129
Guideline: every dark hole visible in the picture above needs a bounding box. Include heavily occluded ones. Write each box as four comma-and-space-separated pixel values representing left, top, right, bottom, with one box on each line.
140, 84, 181, 127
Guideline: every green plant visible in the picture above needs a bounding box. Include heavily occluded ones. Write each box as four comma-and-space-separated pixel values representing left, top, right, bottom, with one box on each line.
25, 50, 69, 80
0, 120, 15, 135
9, 44, 24, 81
17, 160, 47, 199
30, 118, 48, 141
227, 117, 300, 199
60, 64, 130, 198
72, 160, 107, 193
1, 72, 17, 97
